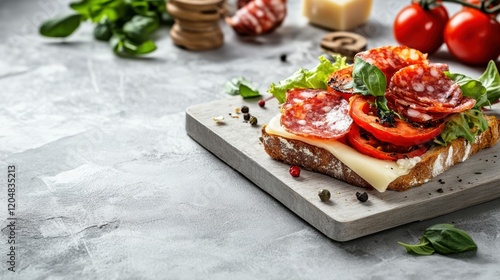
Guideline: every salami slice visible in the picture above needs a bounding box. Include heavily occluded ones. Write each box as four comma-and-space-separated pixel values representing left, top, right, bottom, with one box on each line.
387, 64, 476, 122
356, 46, 428, 81
282, 88, 322, 110
281, 90, 353, 139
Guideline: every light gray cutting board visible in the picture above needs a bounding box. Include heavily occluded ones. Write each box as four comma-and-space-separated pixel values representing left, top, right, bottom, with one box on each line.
186, 96, 500, 241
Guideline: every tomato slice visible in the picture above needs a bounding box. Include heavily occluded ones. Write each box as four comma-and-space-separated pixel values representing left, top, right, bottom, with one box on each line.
347, 124, 429, 161
349, 95, 445, 147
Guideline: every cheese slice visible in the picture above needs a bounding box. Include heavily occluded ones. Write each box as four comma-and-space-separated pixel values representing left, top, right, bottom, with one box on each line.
265, 114, 419, 192
301, 0, 373, 31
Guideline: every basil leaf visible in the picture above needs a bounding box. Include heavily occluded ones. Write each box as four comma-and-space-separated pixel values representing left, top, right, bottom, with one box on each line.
445, 72, 488, 109
224, 77, 259, 97
94, 20, 113, 41
424, 224, 478, 254
268, 55, 347, 104
398, 237, 435, 255
39, 14, 82, 38
239, 84, 261, 98
437, 109, 488, 146
478, 60, 500, 104
350, 58, 386, 97
123, 15, 159, 43
132, 39, 157, 54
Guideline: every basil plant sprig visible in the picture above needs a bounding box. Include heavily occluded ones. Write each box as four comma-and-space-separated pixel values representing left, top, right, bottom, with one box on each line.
39, 0, 174, 57
398, 223, 478, 255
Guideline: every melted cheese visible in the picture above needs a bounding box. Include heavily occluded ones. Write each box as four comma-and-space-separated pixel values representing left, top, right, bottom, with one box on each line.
301, 0, 373, 31
265, 114, 418, 192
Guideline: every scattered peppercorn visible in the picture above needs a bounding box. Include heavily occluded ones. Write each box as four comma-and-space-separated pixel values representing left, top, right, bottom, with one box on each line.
243, 113, 250, 121
249, 116, 258, 126
241, 106, 249, 113
318, 189, 331, 202
437, 188, 444, 193
475, 172, 482, 174
280, 53, 287, 62
356, 192, 368, 202
258, 99, 266, 107
289, 165, 300, 177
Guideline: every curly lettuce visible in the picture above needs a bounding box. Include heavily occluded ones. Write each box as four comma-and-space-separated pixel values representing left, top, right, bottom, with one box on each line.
268, 55, 347, 104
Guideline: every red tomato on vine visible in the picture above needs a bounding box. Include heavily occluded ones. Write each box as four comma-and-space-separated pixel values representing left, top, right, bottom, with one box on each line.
393, 2, 449, 54
444, 7, 500, 65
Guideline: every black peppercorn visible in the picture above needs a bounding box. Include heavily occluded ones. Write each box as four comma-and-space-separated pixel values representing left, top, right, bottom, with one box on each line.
280, 53, 287, 62
249, 116, 258, 126
243, 113, 250, 121
356, 192, 368, 202
318, 189, 331, 202
241, 106, 249, 113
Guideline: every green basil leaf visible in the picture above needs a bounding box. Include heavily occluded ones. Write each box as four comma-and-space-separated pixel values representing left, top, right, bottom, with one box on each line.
132, 39, 157, 54
69, 0, 92, 20
478, 60, 500, 104
239, 84, 261, 99
424, 224, 478, 254
398, 237, 435, 255
350, 58, 386, 97
268, 55, 347, 104
123, 15, 159, 43
93, 20, 113, 41
39, 14, 82, 38
224, 77, 259, 97
445, 72, 488, 109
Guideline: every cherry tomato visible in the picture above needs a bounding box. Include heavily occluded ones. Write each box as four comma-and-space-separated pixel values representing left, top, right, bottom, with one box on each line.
349, 95, 445, 147
394, 3, 449, 54
444, 8, 500, 65
347, 124, 429, 161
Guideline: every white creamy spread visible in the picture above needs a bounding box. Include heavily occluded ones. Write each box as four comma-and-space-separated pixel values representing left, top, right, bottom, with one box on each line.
265, 114, 421, 192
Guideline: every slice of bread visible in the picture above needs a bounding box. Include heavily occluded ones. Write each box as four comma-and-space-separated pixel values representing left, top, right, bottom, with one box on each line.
262, 115, 500, 191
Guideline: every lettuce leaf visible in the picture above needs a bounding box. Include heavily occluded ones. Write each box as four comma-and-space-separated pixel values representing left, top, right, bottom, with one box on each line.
436, 109, 488, 146
268, 55, 347, 104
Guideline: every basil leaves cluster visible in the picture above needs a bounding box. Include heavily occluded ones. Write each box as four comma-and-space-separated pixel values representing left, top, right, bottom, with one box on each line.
398, 224, 478, 255
39, 0, 173, 56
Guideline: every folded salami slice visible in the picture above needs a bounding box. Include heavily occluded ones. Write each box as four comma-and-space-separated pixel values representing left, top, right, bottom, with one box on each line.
387, 64, 476, 122
281, 90, 352, 139
356, 46, 428, 81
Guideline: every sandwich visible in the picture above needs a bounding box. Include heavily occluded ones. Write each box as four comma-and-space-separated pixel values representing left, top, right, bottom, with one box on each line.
262, 46, 500, 192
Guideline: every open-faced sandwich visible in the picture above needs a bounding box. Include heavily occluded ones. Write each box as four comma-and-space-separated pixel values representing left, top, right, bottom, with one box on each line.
262, 46, 500, 192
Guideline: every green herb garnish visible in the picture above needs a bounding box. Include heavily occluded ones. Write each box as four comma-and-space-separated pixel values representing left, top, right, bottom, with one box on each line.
268, 55, 347, 104
347, 57, 386, 97
224, 77, 261, 98
39, 0, 173, 56
399, 224, 478, 255
438, 62, 500, 145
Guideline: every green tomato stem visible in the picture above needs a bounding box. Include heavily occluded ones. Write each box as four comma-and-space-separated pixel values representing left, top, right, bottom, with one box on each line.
419, 0, 500, 13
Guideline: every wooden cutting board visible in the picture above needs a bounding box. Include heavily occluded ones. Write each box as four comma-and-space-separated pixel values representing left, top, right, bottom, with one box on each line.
185, 96, 500, 241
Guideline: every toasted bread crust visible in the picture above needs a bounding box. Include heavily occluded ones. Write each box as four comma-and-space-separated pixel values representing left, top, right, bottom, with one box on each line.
261, 115, 500, 191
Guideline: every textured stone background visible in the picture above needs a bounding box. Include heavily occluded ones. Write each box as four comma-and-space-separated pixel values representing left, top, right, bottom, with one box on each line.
0, 0, 499, 279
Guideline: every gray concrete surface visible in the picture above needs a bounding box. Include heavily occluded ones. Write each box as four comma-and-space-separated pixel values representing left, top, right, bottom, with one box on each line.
0, 0, 499, 279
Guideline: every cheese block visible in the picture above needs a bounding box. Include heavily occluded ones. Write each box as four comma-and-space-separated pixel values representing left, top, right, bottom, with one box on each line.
265, 114, 418, 192
301, 0, 373, 31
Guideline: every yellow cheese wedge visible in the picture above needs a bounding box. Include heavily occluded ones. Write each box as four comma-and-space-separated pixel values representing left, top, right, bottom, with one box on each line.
265, 114, 419, 192
302, 0, 373, 31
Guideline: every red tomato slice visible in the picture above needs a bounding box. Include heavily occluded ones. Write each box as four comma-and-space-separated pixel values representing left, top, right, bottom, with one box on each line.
349, 95, 445, 146
347, 124, 429, 161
